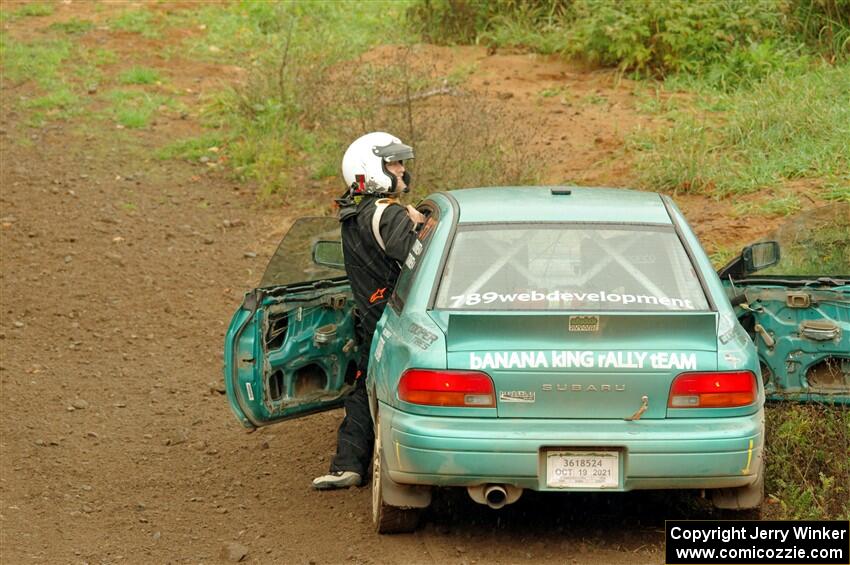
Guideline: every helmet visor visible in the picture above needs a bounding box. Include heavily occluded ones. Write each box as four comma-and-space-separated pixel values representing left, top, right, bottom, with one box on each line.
373, 141, 414, 163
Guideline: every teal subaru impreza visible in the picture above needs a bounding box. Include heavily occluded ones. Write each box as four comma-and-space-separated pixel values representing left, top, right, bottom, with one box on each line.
224, 188, 849, 533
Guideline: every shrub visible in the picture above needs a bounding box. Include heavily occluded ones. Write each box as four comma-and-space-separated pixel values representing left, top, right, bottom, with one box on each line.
406, 0, 848, 85
561, 0, 792, 78
788, 0, 850, 61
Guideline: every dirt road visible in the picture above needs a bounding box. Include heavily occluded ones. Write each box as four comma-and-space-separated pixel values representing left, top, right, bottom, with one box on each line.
1, 3, 782, 563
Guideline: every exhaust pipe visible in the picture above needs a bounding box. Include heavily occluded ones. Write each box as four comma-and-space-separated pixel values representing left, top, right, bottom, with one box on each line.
484, 485, 508, 509
467, 484, 523, 509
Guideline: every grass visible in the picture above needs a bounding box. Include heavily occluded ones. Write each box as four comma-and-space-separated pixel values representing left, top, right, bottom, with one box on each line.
23, 87, 79, 111
583, 93, 607, 105
106, 90, 176, 129
446, 61, 478, 86
635, 64, 850, 197
14, 3, 54, 17
823, 181, 850, 203
0, 34, 87, 125
734, 195, 803, 217
156, 134, 227, 162
160, 1, 415, 196
539, 86, 568, 98
71, 48, 118, 90
408, 0, 848, 83
119, 66, 162, 85
80, 46, 118, 67
0, 36, 73, 89
171, 1, 414, 64
708, 244, 738, 269
109, 9, 160, 38
48, 18, 96, 35
765, 402, 850, 520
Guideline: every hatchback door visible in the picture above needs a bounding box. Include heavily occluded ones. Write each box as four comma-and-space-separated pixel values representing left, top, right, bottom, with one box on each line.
224, 218, 359, 428
717, 202, 849, 402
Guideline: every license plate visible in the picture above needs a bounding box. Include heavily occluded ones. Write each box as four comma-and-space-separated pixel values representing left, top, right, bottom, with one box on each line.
546, 450, 619, 488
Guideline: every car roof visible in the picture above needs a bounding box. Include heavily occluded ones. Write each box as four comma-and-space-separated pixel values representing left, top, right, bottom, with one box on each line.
445, 187, 671, 224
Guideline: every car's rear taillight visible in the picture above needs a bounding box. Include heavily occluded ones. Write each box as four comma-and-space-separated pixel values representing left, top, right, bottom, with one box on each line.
668, 371, 757, 408
398, 369, 495, 407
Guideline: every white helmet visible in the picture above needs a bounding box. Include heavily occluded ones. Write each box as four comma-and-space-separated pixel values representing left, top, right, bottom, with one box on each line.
341, 132, 414, 195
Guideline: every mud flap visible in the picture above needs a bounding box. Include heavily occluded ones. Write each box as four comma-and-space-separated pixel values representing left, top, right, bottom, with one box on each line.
381, 466, 432, 509
711, 455, 764, 510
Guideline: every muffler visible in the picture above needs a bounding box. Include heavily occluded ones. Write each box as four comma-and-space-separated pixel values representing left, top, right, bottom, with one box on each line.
467, 484, 523, 509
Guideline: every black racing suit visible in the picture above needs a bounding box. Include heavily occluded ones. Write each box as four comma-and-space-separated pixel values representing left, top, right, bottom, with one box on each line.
329, 195, 418, 476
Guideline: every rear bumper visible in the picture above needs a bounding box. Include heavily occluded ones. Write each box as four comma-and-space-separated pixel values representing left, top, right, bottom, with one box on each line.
381, 403, 764, 491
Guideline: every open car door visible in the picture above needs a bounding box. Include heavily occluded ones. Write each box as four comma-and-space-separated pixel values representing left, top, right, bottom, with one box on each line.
224, 218, 357, 428
718, 202, 849, 403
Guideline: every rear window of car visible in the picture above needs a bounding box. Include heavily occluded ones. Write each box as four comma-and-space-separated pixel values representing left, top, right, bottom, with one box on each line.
434, 223, 709, 311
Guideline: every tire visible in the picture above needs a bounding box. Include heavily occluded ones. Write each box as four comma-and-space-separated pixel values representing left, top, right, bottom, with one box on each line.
372, 412, 421, 534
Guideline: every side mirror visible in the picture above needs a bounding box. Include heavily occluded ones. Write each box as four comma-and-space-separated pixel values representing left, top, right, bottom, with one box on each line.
742, 241, 780, 274
311, 240, 345, 270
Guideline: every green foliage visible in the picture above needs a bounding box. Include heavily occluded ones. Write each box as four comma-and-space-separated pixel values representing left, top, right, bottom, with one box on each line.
0, 34, 88, 124
173, 0, 412, 64
788, 0, 850, 61
110, 9, 160, 38
106, 90, 175, 129
0, 36, 73, 89
15, 3, 54, 17
636, 65, 850, 196
408, 0, 572, 47
538, 86, 567, 98
765, 403, 850, 519
560, 0, 797, 83
85, 47, 118, 67
23, 86, 79, 111
824, 181, 850, 202
708, 245, 737, 269
734, 195, 802, 217
156, 134, 227, 162
48, 18, 96, 35
183, 0, 543, 199
406, 0, 487, 44
119, 66, 162, 85
173, 1, 411, 196
407, 0, 847, 87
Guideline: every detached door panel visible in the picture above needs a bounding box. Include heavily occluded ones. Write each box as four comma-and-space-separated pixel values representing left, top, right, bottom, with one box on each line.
224, 218, 358, 427
718, 203, 850, 403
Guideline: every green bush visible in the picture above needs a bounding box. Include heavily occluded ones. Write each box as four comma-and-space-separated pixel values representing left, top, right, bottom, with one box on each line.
561, 0, 793, 78
407, 0, 571, 50
406, 0, 848, 86
788, 0, 850, 61
404, 0, 481, 44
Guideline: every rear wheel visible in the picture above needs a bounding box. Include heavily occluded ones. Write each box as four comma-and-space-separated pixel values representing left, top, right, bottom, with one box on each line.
372, 411, 421, 534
